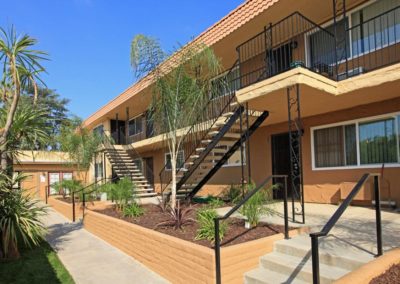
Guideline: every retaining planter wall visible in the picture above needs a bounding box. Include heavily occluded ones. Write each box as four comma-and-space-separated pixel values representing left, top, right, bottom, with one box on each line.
83, 209, 308, 283
48, 196, 82, 221
334, 248, 400, 284
48, 197, 108, 222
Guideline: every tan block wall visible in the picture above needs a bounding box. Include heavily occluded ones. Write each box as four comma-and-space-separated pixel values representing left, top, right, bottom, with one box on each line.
83, 210, 215, 283
335, 248, 400, 284
48, 197, 80, 221
83, 209, 308, 283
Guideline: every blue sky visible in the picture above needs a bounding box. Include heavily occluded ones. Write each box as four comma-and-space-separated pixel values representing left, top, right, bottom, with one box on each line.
0, 0, 243, 119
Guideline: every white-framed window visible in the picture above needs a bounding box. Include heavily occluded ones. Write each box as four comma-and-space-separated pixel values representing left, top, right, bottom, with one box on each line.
350, 0, 400, 57
217, 145, 246, 167
308, 0, 400, 66
128, 115, 143, 136
165, 150, 185, 171
311, 112, 400, 170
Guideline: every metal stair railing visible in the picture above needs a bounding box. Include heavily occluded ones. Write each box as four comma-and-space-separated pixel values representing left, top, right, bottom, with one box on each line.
159, 61, 240, 197
102, 133, 135, 181
186, 110, 269, 200
310, 173, 383, 284
214, 174, 289, 284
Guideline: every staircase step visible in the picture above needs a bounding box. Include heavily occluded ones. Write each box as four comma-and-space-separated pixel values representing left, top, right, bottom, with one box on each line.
245, 267, 309, 284
274, 235, 374, 271
137, 192, 157, 198
260, 252, 351, 284
221, 112, 234, 118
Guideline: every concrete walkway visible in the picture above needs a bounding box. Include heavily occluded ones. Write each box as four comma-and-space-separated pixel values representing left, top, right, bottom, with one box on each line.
43, 207, 169, 284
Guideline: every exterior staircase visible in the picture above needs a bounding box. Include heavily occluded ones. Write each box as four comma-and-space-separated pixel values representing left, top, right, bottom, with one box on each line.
163, 105, 268, 200
244, 234, 374, 284
104, 147, 157, 199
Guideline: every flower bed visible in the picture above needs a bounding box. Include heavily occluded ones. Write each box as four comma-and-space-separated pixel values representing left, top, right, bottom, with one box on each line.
84, 204, 308, 283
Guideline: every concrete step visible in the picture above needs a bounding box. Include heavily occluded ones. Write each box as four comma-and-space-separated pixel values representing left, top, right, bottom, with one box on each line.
221, 112, 234, 118
273, 235, 374, 271
245, 267, 309, 284
260, 252, 351, 284
137, 192, 157, 198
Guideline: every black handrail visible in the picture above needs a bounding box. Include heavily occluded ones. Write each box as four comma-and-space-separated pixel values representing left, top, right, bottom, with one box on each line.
70, 177, 118, 222
214, 174, 289, 284
310, 174, 382, 284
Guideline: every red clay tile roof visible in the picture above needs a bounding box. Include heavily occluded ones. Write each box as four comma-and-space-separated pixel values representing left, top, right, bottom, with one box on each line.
83, 0, 278, 127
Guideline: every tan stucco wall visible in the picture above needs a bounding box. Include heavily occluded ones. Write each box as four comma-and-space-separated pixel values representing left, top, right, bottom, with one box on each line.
15, 163, 83, 199
242, 97, 400, 205
118, 97, 400, 205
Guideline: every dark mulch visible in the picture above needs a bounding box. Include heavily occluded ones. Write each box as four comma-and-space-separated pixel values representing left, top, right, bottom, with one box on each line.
94, 204, 287, 248
55, 196, 74, 204
370, 263, 400, 284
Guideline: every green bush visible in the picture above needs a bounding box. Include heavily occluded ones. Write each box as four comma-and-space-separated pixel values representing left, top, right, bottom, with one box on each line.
0, 173, 47, 259
207, 197, 224, 209
122, 203, 144, 218
239, 182, 275, 227
195, 208, 227, 242
222, 184, 242, 203
101, 177, 136, 211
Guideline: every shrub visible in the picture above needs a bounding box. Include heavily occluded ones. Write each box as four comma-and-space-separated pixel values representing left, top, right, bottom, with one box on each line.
207, 197, 224, 209
122, 203, 144, 218
239, 182, 275, 228
0, 173, 47, 259
101, 178, 136, 211
195, 208, 228, 242
222, 184, 242, 203
155, 201, 194, 230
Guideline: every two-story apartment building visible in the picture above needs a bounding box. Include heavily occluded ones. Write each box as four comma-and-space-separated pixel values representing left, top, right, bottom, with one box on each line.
83, 0, 400, 209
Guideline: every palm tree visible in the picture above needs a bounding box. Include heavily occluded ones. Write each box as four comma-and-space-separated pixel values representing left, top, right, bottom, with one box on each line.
0, 26, 47, 172
130, 35, 221, 209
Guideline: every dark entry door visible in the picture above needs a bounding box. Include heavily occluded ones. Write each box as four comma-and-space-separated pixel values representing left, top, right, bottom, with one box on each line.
110, 120, 126, 144
143, 157, 154, 188
271, 133, 293, 199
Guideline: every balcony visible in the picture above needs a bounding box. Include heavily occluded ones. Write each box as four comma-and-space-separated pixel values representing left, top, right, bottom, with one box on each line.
236, 7, 400, 89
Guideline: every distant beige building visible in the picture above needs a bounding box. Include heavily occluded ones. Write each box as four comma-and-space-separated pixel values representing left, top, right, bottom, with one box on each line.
14, 151, 83, 199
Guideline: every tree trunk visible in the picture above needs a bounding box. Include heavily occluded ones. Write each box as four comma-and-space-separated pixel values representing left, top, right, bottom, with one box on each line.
0, 59, 21, 172
170, 155, 177, 210
1, 232, 20, 260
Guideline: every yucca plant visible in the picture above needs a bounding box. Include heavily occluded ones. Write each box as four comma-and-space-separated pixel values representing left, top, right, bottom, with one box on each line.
0, 173, 47, 259
155, 201, 195, 230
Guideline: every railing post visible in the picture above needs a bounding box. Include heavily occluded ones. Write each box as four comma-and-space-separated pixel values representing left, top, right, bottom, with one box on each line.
374, 175, 383, 257
283, 176, 289, 240
311, 234, 320, 284
82, 192, 86, 220
72, 191, 76, 222
214, 218, 221, 284
45, 185, 48, 204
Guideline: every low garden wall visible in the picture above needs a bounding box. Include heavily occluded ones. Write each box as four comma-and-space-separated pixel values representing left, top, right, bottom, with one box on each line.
48, 196, 81, 221
83, 209, 308, 283
47, 196, 108, 222
334, 248, 400, 284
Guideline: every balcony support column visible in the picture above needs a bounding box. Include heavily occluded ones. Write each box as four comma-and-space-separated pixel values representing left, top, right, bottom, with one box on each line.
287, 84, 305, 224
